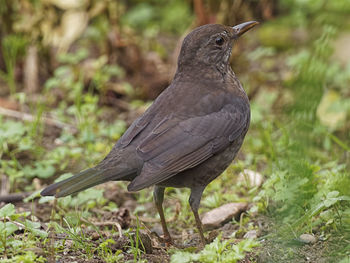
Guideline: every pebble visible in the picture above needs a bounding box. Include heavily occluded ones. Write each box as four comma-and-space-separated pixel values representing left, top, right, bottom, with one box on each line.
243, 229, 259, 239
91, 231, 100, 240
299, 234, 317, 244
237, 169, 263, 188
201, 202, 247, 231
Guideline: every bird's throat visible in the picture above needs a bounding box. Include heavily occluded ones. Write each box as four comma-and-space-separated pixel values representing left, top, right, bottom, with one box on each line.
175, 62, 231, 83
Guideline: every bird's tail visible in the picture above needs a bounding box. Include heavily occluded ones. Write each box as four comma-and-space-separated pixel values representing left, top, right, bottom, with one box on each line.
41, 168, 133, 198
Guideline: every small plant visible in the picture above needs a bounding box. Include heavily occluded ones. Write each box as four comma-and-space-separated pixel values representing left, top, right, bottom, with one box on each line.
259, 24, 350, 229
50, 216, 95, 259
125, 216, 146, 262
171, 234, 259, 263
0, 204, 47, 260
0, 35, 27, 94
97, 239, 124, 263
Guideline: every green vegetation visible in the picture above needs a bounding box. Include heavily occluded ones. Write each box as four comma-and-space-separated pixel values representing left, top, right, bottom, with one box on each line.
0, 0, 349, 262
171, 235, 259, 263
0, 204, 46, 262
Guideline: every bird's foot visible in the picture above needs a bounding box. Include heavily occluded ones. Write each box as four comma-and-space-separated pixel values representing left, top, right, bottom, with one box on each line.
157, 234, 173, 247
163, 236, 173, 246
199, 236, 208, 248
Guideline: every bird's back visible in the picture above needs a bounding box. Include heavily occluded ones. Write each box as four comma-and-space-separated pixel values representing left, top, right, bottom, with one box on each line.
96, 67, 250, 190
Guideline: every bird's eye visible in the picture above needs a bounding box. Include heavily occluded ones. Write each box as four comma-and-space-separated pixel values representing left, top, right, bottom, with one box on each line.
215, 36, 224, 46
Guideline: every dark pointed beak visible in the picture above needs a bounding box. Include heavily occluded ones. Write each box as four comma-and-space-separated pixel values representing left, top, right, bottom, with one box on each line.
232, 21, 259, 38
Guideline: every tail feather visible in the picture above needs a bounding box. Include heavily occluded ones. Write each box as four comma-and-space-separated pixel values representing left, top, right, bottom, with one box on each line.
41, 168, 134, 198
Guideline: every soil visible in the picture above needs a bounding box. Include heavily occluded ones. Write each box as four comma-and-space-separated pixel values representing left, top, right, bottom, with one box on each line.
10, 186, 346, 263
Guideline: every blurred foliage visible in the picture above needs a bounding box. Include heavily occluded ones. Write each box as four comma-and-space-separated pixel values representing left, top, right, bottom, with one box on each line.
247, 1, 350, 260
0, 35, 27, 94
122, 0, 193, 35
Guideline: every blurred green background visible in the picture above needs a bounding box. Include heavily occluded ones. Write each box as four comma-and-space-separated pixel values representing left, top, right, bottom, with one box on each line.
0, 0, 349, 262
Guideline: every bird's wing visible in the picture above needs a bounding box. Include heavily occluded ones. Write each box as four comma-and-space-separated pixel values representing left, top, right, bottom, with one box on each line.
127, 100, 249, 191
118, 88, 168, 148
119, 115, 151, 147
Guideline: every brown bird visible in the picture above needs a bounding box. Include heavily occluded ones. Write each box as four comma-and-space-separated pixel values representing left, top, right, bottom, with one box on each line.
41, 21, 258, 246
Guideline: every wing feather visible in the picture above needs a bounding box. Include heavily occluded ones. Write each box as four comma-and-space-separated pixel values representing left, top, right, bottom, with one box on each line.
128, 101, 249, 191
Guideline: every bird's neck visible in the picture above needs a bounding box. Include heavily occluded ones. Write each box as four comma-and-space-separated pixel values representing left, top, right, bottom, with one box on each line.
174, 63, 248, 100
174, 62, 231, 83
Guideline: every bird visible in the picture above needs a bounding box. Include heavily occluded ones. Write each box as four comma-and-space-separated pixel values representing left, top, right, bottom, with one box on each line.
41, 21, 258, 246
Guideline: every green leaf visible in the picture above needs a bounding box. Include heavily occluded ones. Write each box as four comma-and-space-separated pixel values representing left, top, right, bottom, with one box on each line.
0, 120, 27, 141
25, 219, 40, 229
0, 203, 15, 218
44, 77, 60, 90
327, 191, 339, 198
35, 162, 56, 179
25, 219, 48, 238
38, 196, 55, 204
23, 190, 41, 203
170, 251, 195, 263
27, 226, 48, 238
9, 211, 30, 221
0, 222, 19, 236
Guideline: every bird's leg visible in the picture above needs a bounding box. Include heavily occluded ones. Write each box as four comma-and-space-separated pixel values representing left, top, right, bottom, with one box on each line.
189, 187, 207, 246
153, 185, 172, 244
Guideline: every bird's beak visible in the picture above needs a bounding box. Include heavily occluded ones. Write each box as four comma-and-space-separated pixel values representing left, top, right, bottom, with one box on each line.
232, 21, 259, 38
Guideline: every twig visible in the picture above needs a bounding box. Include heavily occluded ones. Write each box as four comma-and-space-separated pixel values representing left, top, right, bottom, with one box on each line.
0, 174, 9, 197
0, 192, 31, 203
80, 218, 123, 238
24, 44, 39, 93
2, 217, 25, 228
130, 215, 159, 223
45, 235, 74, 240
0, 107, 77, 132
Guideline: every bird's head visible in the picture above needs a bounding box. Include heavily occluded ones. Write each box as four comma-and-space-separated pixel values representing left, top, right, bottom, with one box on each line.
177, 21, 259, 74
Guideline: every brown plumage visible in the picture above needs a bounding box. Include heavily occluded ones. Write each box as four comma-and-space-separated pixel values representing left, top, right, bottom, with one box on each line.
41, 21, 258, 245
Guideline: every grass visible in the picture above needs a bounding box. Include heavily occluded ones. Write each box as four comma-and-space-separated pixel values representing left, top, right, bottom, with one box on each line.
170, 234, 259, 263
